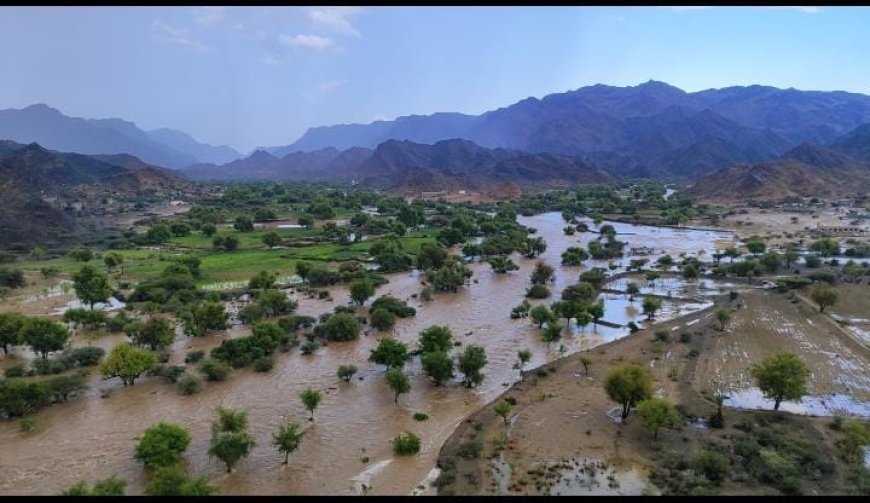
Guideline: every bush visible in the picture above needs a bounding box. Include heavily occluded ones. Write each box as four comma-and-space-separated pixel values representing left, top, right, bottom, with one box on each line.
392, 431, 421, 455
696, 449, 730, 484
253, 357, 274, 373
654, 330, 670, 343
413, 412, 429, 421
525, 284, 551, 299
20, 417, 36, 432
199, 358, 231, 381
4, 364, 27, 378
301, 340, 319, 355
184, 350, 205, 364
627, 321, 640, 333
679, 332, 691, 343
65, 346, 106, 367
369, 308, 396, 331
319, 313, 360, 341
687, 349, 700, 358
370, 295, 417, 318
456, 438, 483, 459
135, 422, 191, 468
175, 373, 204, 395
150, 364, 186, 383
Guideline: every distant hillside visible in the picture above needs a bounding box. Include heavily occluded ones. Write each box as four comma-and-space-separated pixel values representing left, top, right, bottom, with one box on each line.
0, 104, 242, 168
188, 138, 611, 191
0, 142, 188, 246
266, 81, 870, 178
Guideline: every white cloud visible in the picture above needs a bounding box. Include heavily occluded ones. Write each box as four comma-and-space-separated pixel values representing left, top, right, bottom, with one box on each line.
279, 33, 337, 51
664, 6, 822, 13
193, 7, 225, 26
262, 55, 280, 66
309, 7, 362, 37
152, 21, 209, 52
317, 79, 347, 93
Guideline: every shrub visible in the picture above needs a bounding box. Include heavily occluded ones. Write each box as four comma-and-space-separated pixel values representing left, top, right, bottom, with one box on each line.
135, 422, 191, 468
679, 332, 692, 343
393, 431, 421, 455
4, 364, 27, 378
184, 350, 205, 364
654, 330, 670, 343
696, 449, 729, 484
150, 364, 186, 383
370, 295, 417, 318
301, 340, 319, 355
525, 284, 551, 299
369, 308, 396, 331
20, 417, 36, 432
413, 412, 429, 421
175, 373, 204, 395
65, 346, 106, 367
199, 358, 231, 381
253, 357, 274, 373
456, 439, 483, 459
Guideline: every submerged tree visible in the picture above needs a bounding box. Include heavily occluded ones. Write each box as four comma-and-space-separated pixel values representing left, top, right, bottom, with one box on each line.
272, 421, 305, 464
750, 352, 809, 411
604, 363, 653, 422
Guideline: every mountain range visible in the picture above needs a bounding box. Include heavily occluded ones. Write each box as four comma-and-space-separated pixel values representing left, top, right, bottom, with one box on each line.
0, 104, 242, 168
0, 141, 187, 246
5, 81, 870, 198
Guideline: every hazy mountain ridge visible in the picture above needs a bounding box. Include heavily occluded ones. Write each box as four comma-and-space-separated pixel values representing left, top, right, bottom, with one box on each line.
0, 104, 242, 168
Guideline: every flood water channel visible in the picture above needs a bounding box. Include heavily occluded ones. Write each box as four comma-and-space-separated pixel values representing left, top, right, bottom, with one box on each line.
0, 213, 742, 495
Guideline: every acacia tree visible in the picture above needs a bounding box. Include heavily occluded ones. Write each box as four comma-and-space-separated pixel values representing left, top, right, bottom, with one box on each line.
20, 318, 69, 360
300, 388, 322, 421
135, 422, 191, 468
100, 344, 157, 386
421, 351, 454, 386
458, 344, 488, 388
272, 421, 305, 464
369, 338, 410, 369
810, 284, 838, 313
209, 423, 256, 472
0, 312, 25, 355
132, 317, 175, 351
636, 398, 681, 440
750, 352, 809, 411
73, 265, 111, 309
516, 349, 532, 380
337, 364, 359, 382
494, 400, 512, 426
386, 368, 411, 404
419, 325, 453, 353
642, 296, 663, 321
604, 363, 653, 422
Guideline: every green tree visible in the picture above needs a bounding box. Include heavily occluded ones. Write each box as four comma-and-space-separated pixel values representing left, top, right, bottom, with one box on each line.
72, 265, 111, 309
530, 304, 556, 329
579, 354, 592, 376
234, 216, 254, 232
63, 477, 127, 496
562, 282, 596, 303
458, 344, 488, 388
421, 351, 455, 386
427, 259, 472, 292
542, 322, 563, 346
200, 223, 217, 237
760, 251, 782, 272
494, 401, 513, 427
103, 252, 123, 273
181, 301, 229, 337
750, 352, 809, 411
209, 430, 256, 473
298, 214, 314, 229
386, 368, 411, 404
810, 283, 838, 313
809, 237, 840, 257
213, 406, 248, 433
135, 422, 191, 468
369, 337, 410, 369
516, 349, 532, 379
487, 256, 519, 274
784, 247, 799, 269
337, 364, 358, 382
320, 312, 360, 341
132, 317, 175, 351
0, 312, 25, 355
99, 344, 157, 386
145, 464, 216, 496
248, 270, 277, 290
604, 363, 653, 422
715, 308, 731, 331
300, 388, 322, 421
636, 398, 681, 440
369, 308, 396, 331
530, 261, 555, 285
561, 247, 589, 266
416, 243, 448, 270
349, 279, 376, 306
626, 282, 640, 301
20, 318, 69, 360
419, 325, 453, 353
393, 431, 421, 455
272, 421, 305, 464
69, 247, 93, 262
745, 238, 766, 256
642, 296, 663, 320
295, 260, 313, 282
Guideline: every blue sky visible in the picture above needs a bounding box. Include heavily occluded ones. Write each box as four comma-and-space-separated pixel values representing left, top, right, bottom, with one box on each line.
0, 6, 867, 152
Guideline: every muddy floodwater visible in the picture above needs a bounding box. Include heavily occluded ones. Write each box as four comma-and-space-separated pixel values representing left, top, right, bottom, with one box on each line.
0, 213, 740, 496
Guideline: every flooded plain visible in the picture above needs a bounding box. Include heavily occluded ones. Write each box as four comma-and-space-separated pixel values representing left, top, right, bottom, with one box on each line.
0, 213, 743, 495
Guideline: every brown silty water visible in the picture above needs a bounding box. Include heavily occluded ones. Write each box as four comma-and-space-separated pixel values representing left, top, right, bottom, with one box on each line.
0, 213, 739, 495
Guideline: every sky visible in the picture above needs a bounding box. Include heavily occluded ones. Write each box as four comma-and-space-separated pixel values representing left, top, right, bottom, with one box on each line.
1, 6, 868, 153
